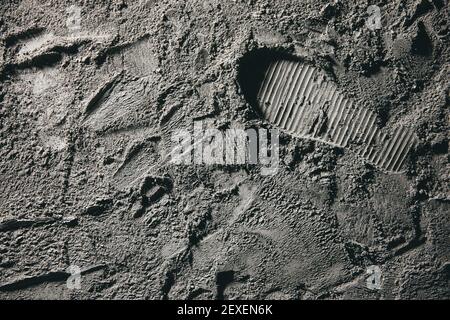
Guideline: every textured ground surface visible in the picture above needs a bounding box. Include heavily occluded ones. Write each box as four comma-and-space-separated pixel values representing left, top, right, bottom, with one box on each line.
0, 0, 449, 299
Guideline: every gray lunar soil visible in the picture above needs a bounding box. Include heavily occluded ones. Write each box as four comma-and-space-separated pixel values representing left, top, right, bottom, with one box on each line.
0, 0, 449, 300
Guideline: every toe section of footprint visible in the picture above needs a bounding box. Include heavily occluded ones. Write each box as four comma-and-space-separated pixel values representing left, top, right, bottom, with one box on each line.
239, 50, 418, 173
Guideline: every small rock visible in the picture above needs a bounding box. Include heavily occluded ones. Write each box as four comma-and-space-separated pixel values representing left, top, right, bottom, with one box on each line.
62, 216, 78, 227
